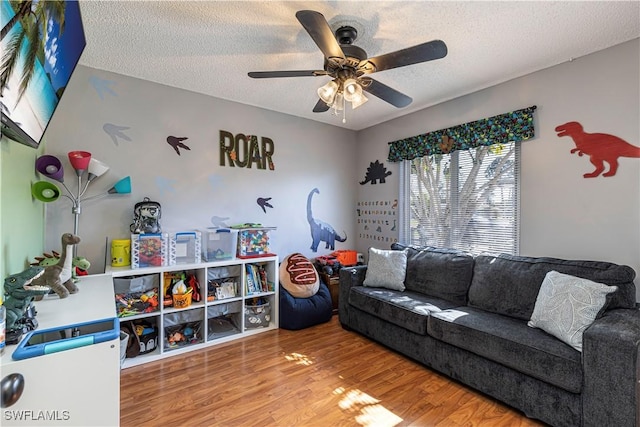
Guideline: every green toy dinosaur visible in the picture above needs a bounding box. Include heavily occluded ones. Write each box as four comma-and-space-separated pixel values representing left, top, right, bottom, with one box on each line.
31, 252, 91, 280
3, 266, 49, 337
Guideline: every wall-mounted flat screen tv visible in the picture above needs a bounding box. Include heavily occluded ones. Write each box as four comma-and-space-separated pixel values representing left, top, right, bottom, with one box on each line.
0, 0, 86, 148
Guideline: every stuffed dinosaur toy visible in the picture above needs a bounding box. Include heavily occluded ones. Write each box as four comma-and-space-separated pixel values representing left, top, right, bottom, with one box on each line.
31, 252, 91, 280
31, 233, 81, 298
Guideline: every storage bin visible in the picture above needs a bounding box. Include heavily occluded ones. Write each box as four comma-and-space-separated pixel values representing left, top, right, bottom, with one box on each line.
169, 231, 201, 265
236, 227, 276, 258
121, 319, 158, 356
200, 228, 238, 261
207, 301, 242, 340
244, 300, 271, 329
164, 310, 203, 350
131, 233, 168, 268
114, 274, 160, 317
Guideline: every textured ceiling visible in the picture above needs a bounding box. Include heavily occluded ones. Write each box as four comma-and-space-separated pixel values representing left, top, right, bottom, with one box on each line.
78, 1, 640, 131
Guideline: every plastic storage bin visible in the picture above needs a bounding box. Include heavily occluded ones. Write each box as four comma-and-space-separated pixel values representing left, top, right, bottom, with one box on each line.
201, 228, 238, 261
236, 227, 276, 258
169, 231, 201, 265
131, 233, 168, 268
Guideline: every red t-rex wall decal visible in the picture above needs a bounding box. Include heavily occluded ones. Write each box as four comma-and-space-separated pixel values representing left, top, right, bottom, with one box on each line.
555, 121, 640, 178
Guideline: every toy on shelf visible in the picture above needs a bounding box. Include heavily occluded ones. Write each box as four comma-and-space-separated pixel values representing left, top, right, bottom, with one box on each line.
31, 252, 90, 281
3, 267, 48, 344
115, 288, 159, 318
31, 233, 81, 298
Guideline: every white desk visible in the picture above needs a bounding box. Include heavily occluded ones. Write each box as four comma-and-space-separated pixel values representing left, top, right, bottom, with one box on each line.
1, 274, 120, 426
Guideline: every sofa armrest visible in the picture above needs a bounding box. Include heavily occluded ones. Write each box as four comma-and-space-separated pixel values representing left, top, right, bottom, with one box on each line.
582, 307, 640, 427
338, 265, 367, 326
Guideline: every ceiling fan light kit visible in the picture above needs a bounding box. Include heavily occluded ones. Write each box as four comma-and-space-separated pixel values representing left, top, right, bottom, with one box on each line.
248, 10, 448, 124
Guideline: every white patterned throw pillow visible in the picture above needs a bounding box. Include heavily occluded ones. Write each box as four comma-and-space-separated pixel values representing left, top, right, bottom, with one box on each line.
528, 270, 617, 352
363, 248, 408, 291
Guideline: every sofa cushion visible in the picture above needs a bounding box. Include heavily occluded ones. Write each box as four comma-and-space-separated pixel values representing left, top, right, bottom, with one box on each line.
391, 243, 474, 305
348, 286, 459, 335
427, 306, 583, 393
528, 271, 617, 352
363, 247, 408, 291
468, 254, 637, 321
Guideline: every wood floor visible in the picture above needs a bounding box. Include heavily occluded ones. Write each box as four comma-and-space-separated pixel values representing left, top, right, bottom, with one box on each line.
120, 316, 545, 427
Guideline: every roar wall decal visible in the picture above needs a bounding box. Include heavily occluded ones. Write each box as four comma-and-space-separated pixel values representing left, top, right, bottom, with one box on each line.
257, 197, 273, 213
167, 136, 191, 155
360, 160, 392, 185
89, 76, 117, 99
555, 121, 640, 178
103, 123, 131, 145
220, 130, 275, 170
307, 188, 347, 252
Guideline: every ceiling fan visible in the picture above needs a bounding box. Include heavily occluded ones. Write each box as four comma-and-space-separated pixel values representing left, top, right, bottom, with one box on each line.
248, 10, 448, 121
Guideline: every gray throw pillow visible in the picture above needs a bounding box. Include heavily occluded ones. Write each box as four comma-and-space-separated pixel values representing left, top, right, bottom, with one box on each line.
527, 270, 617, 352
363, 248, 408, 291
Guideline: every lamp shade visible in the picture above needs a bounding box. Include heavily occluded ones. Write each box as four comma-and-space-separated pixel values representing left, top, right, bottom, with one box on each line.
31, 181, 61, 202
318, 80, 339, 105
35, 155, 64, 182
108, 176, 131, 194
351, 92, 369, 109
87, 158, 110, 182
343, 79, 363, 102
68, 151, 92, 175
331, 92, 344, 111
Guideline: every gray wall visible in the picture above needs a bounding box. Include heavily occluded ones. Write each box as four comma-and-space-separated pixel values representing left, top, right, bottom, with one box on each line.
43, 65, 358, 272
356, 39, 640, 301
38, 39, 640, 301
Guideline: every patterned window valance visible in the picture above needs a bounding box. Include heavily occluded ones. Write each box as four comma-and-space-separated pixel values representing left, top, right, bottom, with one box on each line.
387, 105, 537, 162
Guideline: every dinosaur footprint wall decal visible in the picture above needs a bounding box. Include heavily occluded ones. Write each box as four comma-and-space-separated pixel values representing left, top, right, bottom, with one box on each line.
555, 121, 640, 178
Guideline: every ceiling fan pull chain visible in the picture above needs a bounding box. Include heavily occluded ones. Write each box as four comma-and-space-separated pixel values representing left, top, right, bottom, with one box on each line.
342, 97, 346, 123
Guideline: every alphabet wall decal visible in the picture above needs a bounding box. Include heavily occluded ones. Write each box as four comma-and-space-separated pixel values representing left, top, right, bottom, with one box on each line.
555, 121, 640, 178
167, 136, 191, 155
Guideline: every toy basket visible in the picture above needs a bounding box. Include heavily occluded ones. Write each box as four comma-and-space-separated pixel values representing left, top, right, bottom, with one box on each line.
244, 301, 271, 329
172, 293, 192, 309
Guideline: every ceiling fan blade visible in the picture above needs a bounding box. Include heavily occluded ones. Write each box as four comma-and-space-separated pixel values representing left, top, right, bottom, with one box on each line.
362, 40, 447, 73
313, 98, 330, 113
248, 70, 328, 78
362, 78, 412, 108
296, 10, 345, 61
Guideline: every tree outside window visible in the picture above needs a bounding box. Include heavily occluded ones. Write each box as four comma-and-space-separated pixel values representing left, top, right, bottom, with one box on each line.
402, 142, 519, 255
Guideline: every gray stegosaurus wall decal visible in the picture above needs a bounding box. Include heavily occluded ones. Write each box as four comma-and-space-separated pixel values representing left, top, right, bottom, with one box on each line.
360, 160, 392, 185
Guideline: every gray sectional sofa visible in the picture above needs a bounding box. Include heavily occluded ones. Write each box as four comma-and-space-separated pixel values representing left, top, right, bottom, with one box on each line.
339, 244, 640, 427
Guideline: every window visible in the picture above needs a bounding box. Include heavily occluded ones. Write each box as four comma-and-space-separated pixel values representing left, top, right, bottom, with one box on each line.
400, 142, 519, 255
